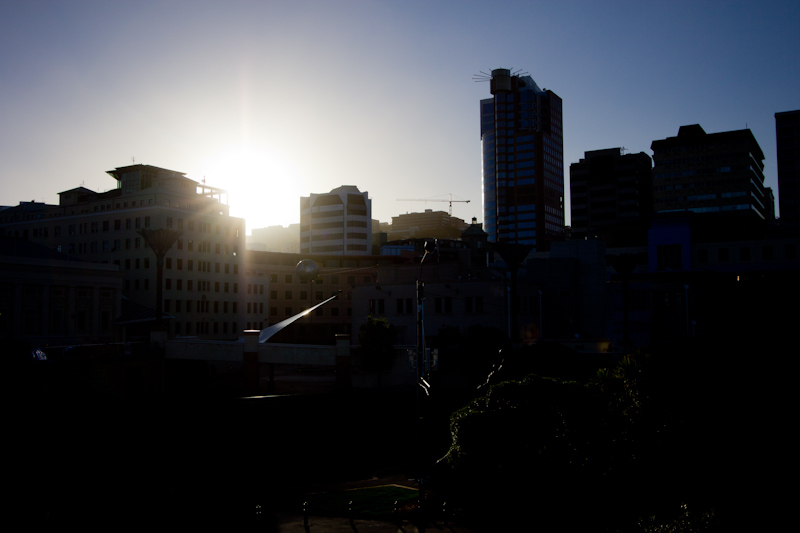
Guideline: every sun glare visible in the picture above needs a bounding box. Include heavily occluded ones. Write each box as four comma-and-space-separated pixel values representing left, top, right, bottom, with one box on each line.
195, 143, 304, 233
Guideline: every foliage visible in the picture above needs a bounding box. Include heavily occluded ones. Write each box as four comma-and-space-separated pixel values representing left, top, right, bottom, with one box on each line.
436, 351, 720, 531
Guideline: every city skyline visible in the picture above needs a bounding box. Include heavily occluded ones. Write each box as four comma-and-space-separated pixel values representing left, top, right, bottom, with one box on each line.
2, 1, 798, 233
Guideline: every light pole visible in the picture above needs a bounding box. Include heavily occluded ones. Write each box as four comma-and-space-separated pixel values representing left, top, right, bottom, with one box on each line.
138, 228, 182, 332
416, 239, 435, 523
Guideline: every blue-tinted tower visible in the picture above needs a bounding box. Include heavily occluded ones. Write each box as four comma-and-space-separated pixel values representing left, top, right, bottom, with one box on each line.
480, 68, 565, 250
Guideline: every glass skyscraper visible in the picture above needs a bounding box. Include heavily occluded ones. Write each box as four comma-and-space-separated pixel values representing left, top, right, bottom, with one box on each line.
480, 68, 565, 250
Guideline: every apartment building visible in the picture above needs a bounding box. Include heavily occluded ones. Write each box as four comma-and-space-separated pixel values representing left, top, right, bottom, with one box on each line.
300, 185, 372, 255
0, 164, 246, 339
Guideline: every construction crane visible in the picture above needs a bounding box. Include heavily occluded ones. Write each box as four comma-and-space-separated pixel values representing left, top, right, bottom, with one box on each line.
397, 194, 470, 216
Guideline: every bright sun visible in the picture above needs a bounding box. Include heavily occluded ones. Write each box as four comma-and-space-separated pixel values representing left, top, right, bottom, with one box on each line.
195, 143, 305, 233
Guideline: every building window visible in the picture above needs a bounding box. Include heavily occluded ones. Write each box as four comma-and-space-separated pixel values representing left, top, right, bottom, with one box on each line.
740, 246, 751, 261
656, 244, 682, 270
369, 299, 385, 315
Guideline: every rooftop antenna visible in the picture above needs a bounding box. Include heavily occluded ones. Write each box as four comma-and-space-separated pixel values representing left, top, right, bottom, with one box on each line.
132, 157, 135, 164
473, 68, 529, 82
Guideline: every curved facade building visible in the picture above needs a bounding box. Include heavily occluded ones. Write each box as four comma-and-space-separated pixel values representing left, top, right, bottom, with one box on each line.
300, 185, 372, 255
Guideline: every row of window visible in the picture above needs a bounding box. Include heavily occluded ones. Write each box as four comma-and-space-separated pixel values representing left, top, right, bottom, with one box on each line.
18, 214, 240, 239
165, 258, 239, 274
269, 305, 347, 318
368, 296, 486, 315
163, 279, 239, 293
174, 321, 238, 336
164, 299, 238, 314
270, 290, 342, 301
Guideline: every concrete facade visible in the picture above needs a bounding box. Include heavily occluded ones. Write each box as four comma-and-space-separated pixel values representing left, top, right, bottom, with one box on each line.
0, 164, 246, 340
300, 186, 372, 255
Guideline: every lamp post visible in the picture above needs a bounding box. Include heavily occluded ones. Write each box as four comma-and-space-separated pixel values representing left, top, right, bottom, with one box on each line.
416, 239, 435, 523
138, 228, 182, 332
491, 242, 533, 342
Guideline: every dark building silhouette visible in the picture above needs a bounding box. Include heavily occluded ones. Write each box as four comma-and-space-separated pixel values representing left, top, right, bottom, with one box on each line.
0, 236, 123, 345
651, 125, 773, 222
245, 250, 410, 343
479, 68, 565, 250
570, 148, 653, 239
776, 110, 800, 233
604, 211, 800, 348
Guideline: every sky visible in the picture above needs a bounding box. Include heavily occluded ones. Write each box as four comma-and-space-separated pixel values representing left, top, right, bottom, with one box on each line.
1, 0, 798, 234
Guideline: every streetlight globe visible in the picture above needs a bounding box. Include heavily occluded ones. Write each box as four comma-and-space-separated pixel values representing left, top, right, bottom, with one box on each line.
296, 259, 320, 283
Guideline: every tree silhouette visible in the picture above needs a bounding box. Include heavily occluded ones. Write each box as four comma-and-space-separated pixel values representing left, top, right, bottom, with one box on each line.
138, 228, 182, 330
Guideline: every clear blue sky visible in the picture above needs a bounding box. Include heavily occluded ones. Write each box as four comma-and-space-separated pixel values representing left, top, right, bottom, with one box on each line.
2, 0, 798, 233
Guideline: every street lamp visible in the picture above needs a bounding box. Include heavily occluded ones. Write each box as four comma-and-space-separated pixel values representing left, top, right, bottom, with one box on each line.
416, 239, 436, 520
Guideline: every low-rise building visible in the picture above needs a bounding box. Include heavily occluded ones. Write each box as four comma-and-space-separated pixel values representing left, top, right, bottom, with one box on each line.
0, 236, 123, 346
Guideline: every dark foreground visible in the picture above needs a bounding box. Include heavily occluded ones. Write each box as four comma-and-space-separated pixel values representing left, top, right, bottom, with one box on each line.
13, 386, 458, 530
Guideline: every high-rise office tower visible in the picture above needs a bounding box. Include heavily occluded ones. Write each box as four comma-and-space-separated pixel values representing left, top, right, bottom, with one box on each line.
776, 110, 800, 233
651, 125, 771, 221
570, 148, 653, 239
479, 68, 564, 250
